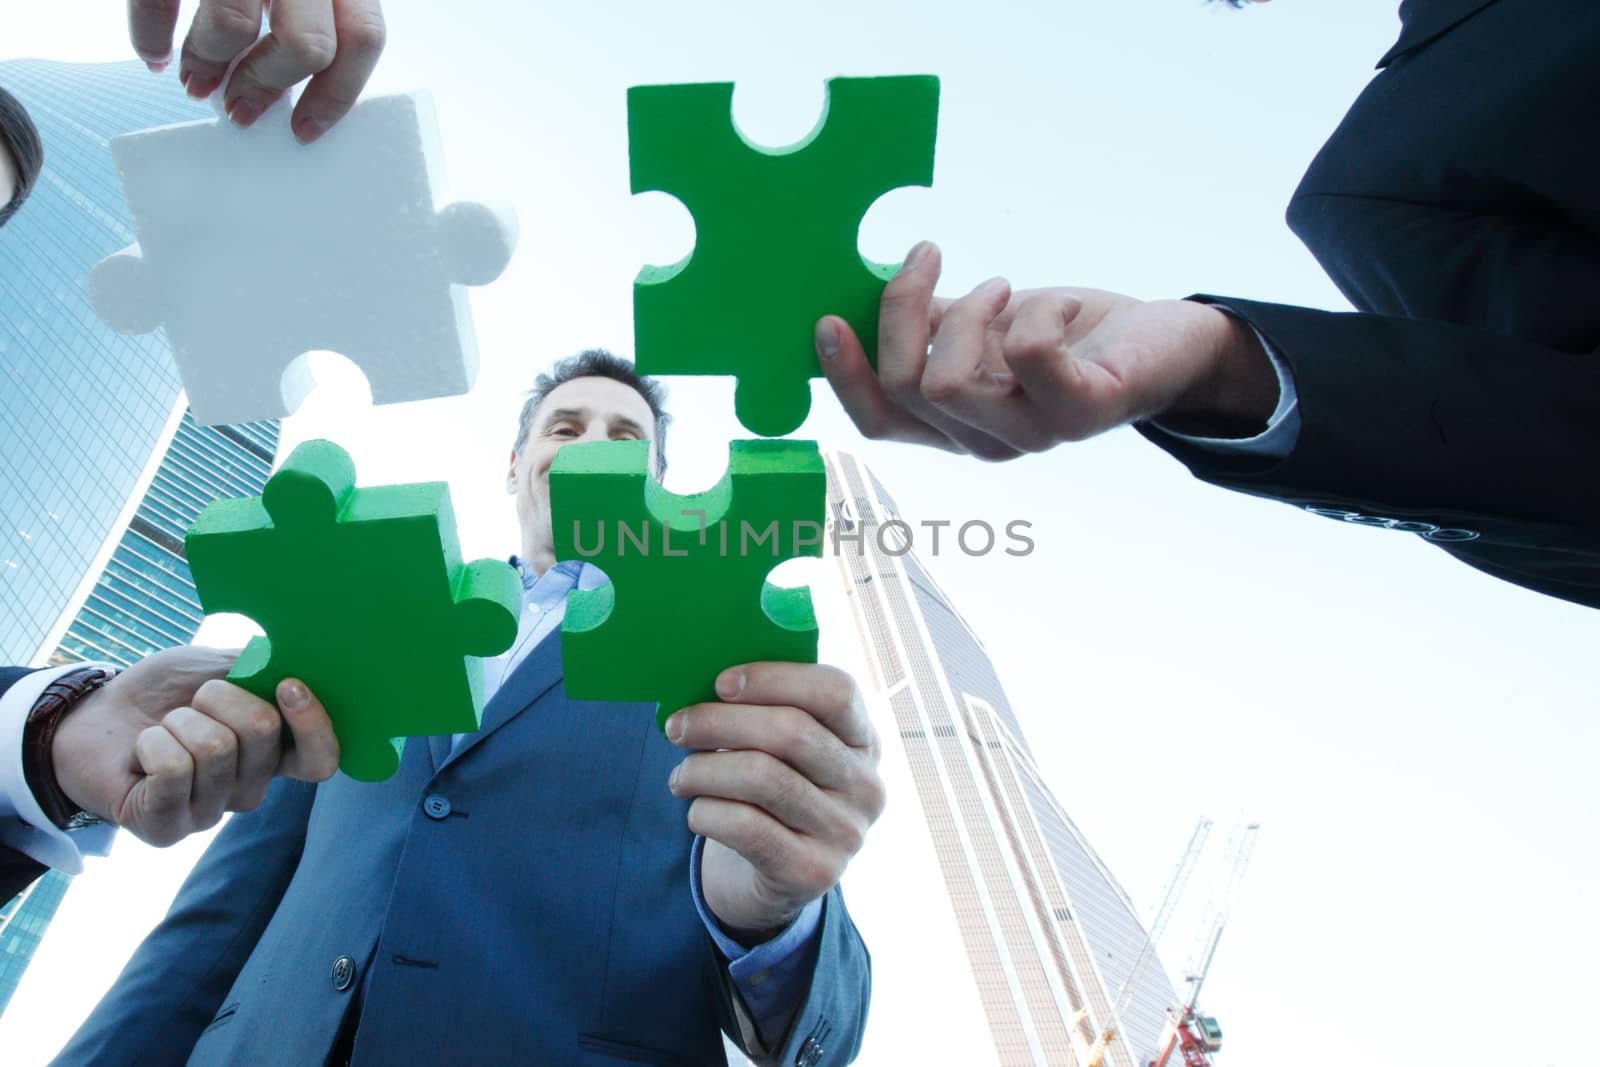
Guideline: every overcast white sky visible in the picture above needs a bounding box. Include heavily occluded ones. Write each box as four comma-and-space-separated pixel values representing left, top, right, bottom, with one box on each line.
4, 2, 1598, 1065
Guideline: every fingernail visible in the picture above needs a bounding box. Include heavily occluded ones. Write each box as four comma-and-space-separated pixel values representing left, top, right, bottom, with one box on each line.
293, 116, 329, 144
668, 762, 683, 792
280, 680, 309, 709
146, 58, 169, 75
905, 241, 931, 271
716, 669, 745, 701
816, 319, 841, 360
228, 97, 264, 127
665, 713, 684, 743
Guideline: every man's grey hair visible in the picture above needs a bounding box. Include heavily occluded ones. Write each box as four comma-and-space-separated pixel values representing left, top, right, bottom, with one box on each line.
514, 349, 670, 478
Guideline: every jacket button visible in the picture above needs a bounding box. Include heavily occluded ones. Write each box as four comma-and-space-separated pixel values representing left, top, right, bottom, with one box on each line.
331, 955, 356, 991
1424, 527, 1479, 542
422, 794, 452, 820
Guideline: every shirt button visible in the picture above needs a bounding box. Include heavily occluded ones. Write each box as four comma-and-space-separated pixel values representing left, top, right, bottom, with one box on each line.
330, 955, 356, 991
748, 969, 770, 987
422, 794, 452, 820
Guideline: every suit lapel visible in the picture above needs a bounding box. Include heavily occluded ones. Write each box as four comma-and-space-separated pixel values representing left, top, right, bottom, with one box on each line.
431, 627, 566, 774
1378, 0, 1499, 67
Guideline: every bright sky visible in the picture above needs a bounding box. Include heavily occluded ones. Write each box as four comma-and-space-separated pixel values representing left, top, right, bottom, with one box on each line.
4, 3, 1598, 1066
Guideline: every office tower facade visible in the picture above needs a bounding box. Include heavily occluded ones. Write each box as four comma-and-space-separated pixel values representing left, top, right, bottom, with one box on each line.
824, 451, 1178, 1067
0, 58, 212, 664
0, 867, 68, 1013
0, 414, 278, 1015
0, 60, 280, 1013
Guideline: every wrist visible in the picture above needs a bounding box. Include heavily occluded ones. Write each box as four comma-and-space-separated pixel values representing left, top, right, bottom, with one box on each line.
1159, 305, 1278, 436
706, 884, 803, 949
717, 912, 798, 949
28, 667, 116, 827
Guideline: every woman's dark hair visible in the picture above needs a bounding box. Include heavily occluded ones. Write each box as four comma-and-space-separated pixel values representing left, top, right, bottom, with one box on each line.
0, 86, 44, 228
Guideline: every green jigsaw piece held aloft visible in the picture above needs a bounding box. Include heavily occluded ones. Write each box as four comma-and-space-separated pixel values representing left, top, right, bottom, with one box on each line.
629, 75, 940, 437
185, 439, 522, 781
550, 439, 825, 731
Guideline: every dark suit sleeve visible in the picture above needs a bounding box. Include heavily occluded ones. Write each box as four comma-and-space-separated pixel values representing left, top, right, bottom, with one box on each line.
50, 777, 317, 1066
1138, 296, 1600, 608
0, 666, 48, 902
715, 884, 871, 1067
0, 846, 46, 903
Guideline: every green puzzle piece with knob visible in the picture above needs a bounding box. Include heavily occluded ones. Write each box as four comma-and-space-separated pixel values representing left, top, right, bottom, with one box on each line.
550, 438, 825, 730
629, 75, 940, 437
185, 439, 522, 781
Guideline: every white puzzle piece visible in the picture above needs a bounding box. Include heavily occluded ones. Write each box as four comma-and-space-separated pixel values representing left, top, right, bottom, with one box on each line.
89, 92, 518, 426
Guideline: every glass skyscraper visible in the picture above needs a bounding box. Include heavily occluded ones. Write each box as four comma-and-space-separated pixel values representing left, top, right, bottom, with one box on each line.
1, 58, 212, 665
824, 451, 1180, 1067
0, 60, 280, 1014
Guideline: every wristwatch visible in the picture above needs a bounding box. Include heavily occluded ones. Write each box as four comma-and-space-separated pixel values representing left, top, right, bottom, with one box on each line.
21, 666, 117, 830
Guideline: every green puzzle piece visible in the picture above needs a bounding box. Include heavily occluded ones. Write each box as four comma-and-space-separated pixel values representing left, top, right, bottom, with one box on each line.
629, 75, 940, 437
185, 439, 521, 781
550, 439, 825, 730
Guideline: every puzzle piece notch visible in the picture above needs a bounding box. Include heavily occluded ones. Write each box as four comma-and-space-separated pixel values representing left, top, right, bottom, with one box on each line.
186, 439, 521, 781
551, 438, 824, 730
629, 75, 940, 436
88, 92, 519, 426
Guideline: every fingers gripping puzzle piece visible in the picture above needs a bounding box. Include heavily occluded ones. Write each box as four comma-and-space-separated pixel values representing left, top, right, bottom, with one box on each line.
550, 439, 825, 730
629, 76, 940, 437
186, 440, 521, 781
90, 92, 519, 427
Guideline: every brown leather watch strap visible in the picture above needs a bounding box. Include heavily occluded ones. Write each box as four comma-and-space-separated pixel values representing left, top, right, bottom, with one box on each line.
22, 666, 115, 830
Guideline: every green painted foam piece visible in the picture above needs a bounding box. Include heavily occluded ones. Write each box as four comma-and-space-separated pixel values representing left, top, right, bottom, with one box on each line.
550, 439, 824, 730
629, 75, 940, 437
185, 439, 521, 782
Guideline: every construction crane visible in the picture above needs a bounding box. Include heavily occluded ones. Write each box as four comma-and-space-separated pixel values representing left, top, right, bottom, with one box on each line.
1083, 817, 1213, 1067
1150, 822, 1260, 1067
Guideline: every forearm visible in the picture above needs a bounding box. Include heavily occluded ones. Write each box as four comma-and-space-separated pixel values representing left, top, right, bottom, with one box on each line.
691, 836, 824, 1050
1149, 296, 1600, 524
0, 664, 119, 874
1154, 302, 1281, 438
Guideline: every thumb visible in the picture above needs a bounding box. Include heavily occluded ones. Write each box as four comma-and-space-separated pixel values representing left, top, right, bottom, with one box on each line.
274, 679, 341, 782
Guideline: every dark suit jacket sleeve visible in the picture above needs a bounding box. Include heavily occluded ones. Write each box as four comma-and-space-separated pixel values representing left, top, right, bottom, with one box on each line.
51, 776, 317, 1066
0, 666, 48, 902
1137, 296, 1600, 608
716, 884, 871, 1067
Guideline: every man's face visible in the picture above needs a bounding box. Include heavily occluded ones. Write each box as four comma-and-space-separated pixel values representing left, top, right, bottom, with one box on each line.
507, 375, 658, 572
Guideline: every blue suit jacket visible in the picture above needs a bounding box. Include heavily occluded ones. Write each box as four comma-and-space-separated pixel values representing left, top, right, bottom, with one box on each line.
56, 633, 870, 1066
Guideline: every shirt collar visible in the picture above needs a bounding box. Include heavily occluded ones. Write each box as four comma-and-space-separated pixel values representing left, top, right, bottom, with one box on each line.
510, 555, 585, 589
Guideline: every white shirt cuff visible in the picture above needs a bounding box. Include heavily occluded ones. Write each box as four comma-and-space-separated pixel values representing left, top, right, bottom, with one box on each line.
0, 663, 120, 874
1156, 320, 1301, 459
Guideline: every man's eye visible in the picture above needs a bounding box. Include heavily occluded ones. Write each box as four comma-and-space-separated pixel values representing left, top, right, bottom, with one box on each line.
550, 426, 579, 437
